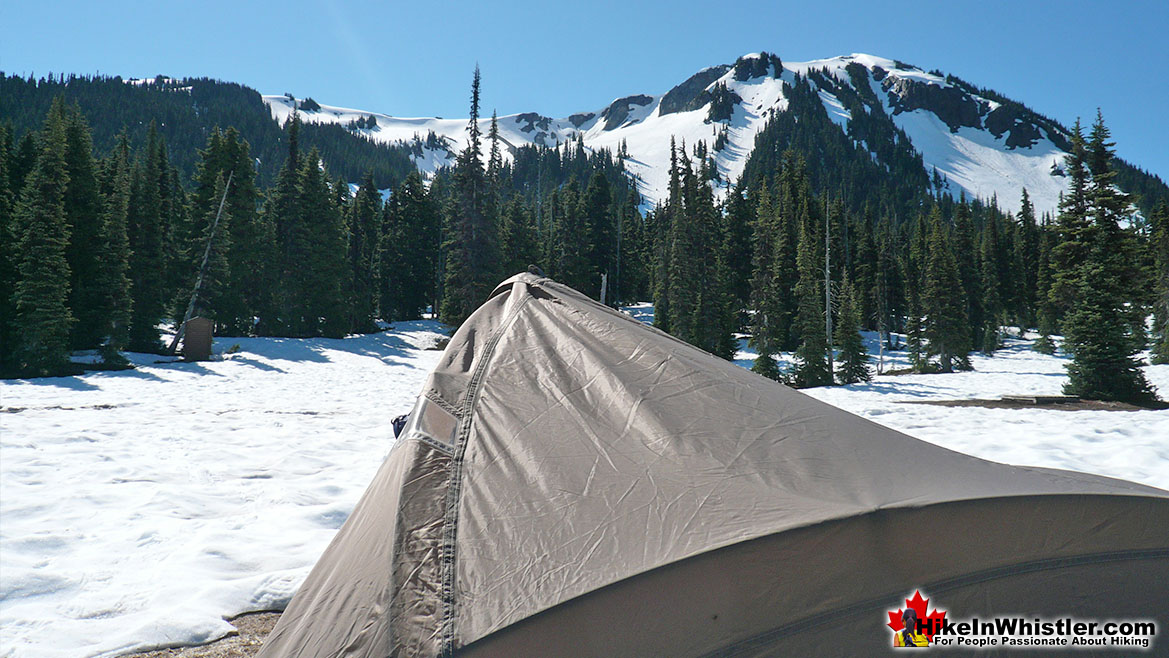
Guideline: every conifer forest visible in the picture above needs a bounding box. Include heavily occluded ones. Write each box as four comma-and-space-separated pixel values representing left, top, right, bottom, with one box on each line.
2, 69, 1167, 405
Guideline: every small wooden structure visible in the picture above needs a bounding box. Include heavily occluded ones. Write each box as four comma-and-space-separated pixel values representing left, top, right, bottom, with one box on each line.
1000, 395, 1081, 405
182, 317, 214, 361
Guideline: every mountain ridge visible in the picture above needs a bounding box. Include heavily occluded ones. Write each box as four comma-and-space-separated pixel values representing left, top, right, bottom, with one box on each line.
261, 52, 1165, 217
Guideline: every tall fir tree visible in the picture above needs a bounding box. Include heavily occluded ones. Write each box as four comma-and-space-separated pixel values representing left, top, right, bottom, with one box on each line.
1049, 120, 1091, 332
10, 99, 75, 376
0, 123, 16, 370
125, 123, 173, 352
1061, 113, 1157, 404
380, 171, 440, 321
94, 133, 134, 355
440, 66, 500, 325
346, 172, 381, 333
979, 210, 1004, 354
792, 213, 832, 387
835, 275, 872, 384
294, 148, 349, 337
922, 218, 969, 373
498, 192, 539, 278
1013, 189, 1040, 329
59, 104, 108, 350
1148, 201, 1169, 364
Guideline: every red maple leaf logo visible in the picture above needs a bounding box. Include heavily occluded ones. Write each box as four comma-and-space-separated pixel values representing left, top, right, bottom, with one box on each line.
887, 590, 947, 641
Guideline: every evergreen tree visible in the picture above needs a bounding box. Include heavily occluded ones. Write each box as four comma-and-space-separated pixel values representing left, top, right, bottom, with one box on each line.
10, 100, 75, 376
792, 215, 831, 387
346, 172, 381, 332
440, 66, 500, 325
216, 129, 270, 336
979, 210, 1003, 354
835, 276, 872, 384
59, 104, 108, 350
1049, 120, 1090, 331
951, 199, 980, 351
723, 181, 754, 310
1149, 201, 1169, 364
0, 123, 16, 370
293, 148, 348, 337
380, 171, 440, 321
1033, 215, 1058, 354
749, 184, 785, 376
499, 193, 539, 277
267, 114, 303, 335
125, 123, 173, 352
582, 171, 616, 301
93, 133, 134, 355
1062, 113, 1157, 404
922, 218, 969, 373
1013, 189, 1040, 328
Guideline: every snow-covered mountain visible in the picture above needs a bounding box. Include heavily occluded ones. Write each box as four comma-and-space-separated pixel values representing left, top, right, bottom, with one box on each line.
263, 53, 1083, 215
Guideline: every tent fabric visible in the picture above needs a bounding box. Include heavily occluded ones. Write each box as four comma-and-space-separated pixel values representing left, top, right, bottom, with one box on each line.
258, 273, 1169, 657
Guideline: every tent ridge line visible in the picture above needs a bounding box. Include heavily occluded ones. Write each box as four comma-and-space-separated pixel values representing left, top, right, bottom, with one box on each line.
438, 288, 536, 656
703, 547, 1169, 657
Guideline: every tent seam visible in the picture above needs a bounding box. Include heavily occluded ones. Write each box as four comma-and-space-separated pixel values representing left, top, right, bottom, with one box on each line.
439, 288, 534, 656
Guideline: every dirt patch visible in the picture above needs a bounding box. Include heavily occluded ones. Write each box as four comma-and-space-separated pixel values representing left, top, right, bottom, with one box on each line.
899, 399, 1160, 411
123, 612, 280, 658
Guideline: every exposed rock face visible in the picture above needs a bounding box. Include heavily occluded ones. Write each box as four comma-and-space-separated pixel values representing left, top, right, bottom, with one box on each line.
984, 104, 1043, 149
659, 65, 731, 116
513, 112, 551, 134
732, 52, 783, 81
512, 113, 554, 145
600, 94, 653, 131
568, 112, 595, 128
882, 76, 985, 133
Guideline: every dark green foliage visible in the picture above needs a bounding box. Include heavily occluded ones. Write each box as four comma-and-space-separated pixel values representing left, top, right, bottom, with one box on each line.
1061, 114, 1157, 404
94, 134, 134, 352
1048, 121, 1091, 330
58, 104, 108, 350
0, 73, 414, 190
835, 277, 872, 384
748, 186, 788, 366
662, 147, 736, 358
441, 67, 500, 326
792, 215, 831, 387
498, 193, 539, 279
0, 124, 18, 370
1150, 202, 1169, 364
1062, 257, 1156, 404
979, 212, 1003, 354
9, 100, 75, 376
922, 218, 969, 373
380, 171, 441, 321
124, 124, 171, 352
292, 148, 348, 337
346, 173, 381, 333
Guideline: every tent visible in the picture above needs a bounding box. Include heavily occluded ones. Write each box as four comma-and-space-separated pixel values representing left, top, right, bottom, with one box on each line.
259, 273, 1168, 657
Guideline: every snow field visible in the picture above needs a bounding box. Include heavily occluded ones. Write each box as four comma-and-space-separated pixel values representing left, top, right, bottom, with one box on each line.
1, 318, 1165, 656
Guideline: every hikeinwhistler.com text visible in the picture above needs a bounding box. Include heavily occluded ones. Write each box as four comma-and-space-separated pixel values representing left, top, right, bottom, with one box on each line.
922, 616, 1156, 650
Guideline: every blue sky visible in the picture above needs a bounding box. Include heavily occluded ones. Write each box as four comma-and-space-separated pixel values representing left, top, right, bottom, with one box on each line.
3, 0, 1167, 179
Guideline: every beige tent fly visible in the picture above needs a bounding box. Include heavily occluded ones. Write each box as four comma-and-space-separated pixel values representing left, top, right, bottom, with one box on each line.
258, 273, 1169, 657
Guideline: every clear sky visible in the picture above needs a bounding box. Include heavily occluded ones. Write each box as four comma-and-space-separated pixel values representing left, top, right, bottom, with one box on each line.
3, 0, 1167, 179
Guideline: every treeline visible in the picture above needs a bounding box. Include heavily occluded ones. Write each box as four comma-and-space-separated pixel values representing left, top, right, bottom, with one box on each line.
0, 72, 416, 189
644, 113, 1167, 403
0, 76, 642, 376
430, 69, 644, 325
4, 70, 1167, 406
